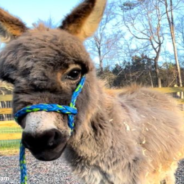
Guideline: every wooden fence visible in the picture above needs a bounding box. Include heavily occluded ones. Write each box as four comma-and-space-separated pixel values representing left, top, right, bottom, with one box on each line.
0, 87, 184, 153
0, 95, 13, 121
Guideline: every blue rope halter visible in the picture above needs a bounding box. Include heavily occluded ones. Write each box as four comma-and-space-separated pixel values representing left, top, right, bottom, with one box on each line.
14, 76, 86, 184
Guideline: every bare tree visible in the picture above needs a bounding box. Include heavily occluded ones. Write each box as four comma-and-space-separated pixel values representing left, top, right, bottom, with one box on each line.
163, 0, 183, 87
85, 2, 123, 74
176, 16, 184, 49
120, 0, 166, 87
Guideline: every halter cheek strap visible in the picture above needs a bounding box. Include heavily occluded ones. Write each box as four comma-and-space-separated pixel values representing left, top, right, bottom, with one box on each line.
14, 76, 86, 184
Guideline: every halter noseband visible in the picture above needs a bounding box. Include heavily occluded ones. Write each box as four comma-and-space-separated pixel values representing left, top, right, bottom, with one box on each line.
14, 76, 86, 184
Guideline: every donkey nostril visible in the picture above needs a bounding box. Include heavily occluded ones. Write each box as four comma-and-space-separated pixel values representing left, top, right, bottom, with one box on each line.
48, 140, 54, 146
48, 137, 54, 146
48, 130, 60, 147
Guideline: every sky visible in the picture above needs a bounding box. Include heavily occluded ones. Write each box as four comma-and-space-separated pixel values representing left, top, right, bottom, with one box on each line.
0, 0, 83, 50
0, 0, 81, 27
0, 0, 179, 67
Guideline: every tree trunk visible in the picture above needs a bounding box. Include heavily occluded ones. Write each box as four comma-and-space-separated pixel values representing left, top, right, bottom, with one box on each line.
98, 46, 103, 74
148, 71, 154, 88
172, 36, 183, 87
154, 58, 162, 88
164, 0, 183, 87
99, 58, 103, 74
153, 44, 162, 88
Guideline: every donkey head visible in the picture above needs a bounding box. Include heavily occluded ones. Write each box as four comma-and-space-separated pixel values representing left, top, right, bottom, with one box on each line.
0, 0, 106, 161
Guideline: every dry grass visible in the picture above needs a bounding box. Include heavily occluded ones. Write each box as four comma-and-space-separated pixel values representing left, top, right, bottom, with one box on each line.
0, 133, 21, 140
0, 148, 19, 156
153, 87, 184, 93
0, 121, 20, 128
0, 123, 21, 155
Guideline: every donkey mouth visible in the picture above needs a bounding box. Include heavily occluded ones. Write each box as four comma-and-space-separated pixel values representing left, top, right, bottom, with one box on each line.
32, 143, 67, 161
24, 141, 68, 161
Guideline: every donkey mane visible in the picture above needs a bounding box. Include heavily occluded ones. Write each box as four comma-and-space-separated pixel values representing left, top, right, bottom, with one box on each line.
0, 1, 184, 184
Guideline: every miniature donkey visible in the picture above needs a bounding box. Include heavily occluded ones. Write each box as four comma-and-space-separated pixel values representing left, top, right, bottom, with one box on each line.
0, 0, 184, 183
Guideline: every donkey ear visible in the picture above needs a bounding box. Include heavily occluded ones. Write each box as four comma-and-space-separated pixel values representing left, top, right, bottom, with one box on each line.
59, 0, 107, 40
0, 8, 27, 43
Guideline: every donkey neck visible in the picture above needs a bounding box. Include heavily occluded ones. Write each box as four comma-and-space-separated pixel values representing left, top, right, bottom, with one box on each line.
67, 85, 115, 160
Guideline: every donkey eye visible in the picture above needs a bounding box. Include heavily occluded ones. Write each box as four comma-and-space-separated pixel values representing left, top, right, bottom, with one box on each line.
66, 69, 81, 80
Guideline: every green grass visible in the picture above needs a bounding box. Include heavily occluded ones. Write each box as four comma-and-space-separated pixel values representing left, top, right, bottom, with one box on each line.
0, 149, 19, 155
0, 139, 20, 149
0, 126, 21, 155
0, 127, 22, 134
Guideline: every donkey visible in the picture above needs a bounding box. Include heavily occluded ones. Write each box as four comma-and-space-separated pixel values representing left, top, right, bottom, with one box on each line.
0, 0, 184, 183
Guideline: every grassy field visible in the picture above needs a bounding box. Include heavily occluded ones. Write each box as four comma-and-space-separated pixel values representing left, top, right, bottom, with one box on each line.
0, 87, 183, 155
0, 121, 22, 155
0, 139, 21, 155
153, 87, 184, 93
0, 132, 22, 140
0, 139, 21, 149
0, 139, 20, 155
0, 121, 20, 127
0, 127, 22, 134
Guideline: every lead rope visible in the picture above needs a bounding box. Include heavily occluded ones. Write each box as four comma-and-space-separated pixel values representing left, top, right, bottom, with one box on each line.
14, 76, 86, 184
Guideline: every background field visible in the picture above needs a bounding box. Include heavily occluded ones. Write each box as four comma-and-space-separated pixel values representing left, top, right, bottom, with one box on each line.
0, 121, 22, 155
0, 87, 184, 155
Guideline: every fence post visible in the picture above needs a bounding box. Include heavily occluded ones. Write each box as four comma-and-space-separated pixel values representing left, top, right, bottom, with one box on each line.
180, 91, 184, 99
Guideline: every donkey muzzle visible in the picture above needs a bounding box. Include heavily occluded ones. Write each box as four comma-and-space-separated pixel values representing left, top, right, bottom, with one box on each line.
22, 129, 69, 161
